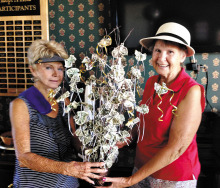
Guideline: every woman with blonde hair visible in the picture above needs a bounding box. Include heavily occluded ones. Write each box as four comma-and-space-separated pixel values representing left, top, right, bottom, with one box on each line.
10, 39, 106, 188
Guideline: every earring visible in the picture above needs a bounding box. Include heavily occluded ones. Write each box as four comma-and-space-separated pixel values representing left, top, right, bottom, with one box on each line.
31, 77, 39, 82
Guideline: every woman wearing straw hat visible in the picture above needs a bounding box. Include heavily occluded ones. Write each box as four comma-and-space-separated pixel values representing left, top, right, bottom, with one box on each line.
99, 22, 206, 187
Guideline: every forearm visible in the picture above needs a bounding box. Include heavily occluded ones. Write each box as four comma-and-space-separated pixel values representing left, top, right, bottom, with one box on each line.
18, 151, 107, 184
101, 145, 184, 187
130, 145, 184, 185
18, 152, 68, 175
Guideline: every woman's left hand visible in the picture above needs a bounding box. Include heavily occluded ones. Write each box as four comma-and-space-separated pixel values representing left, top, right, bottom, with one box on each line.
95, 176, 132, 188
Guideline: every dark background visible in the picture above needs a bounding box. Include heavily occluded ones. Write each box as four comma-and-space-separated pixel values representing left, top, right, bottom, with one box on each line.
111, 0, 220, 53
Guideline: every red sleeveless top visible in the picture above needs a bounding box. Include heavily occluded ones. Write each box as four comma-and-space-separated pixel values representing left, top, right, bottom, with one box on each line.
135, 68, 205, 181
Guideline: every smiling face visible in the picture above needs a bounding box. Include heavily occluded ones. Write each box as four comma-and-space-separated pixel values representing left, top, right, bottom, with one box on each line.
30, 61, 64, 91
152, 40, 187, 85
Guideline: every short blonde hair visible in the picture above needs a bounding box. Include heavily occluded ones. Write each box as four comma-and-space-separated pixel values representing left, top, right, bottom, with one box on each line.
27, 39, 68, 68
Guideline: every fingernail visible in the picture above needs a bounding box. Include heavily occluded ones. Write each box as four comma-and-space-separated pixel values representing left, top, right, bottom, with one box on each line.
102, 177, 106, 181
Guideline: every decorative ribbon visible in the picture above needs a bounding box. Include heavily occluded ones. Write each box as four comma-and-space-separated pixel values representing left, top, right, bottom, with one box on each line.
96, 35, 112, 55
169, 92, 178, 116
157, 94, 164, 121
154, 82, 178, 121
48, 89, 57, 111
136, 84, 141, 98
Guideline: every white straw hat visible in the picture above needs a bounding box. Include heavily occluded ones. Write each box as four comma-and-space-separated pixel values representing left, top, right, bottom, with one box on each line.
140, 22, 195, 57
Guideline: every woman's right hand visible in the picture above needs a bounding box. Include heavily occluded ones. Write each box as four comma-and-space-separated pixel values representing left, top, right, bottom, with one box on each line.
64, 161, 107, 185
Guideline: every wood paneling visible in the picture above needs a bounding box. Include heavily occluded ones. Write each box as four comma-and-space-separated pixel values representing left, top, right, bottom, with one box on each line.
0, 0, 48, 96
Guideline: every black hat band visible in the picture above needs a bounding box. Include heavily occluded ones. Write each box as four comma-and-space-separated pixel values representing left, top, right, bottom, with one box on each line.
156, 32, 188, 45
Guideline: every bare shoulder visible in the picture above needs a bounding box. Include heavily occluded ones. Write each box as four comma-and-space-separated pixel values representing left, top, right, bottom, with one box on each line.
10, 98, 27, 111
187, 85, 201, 94
9, 98, 29, 122
10, 97, 25, 105
184, 85, 201, 101
175, 85, 202, 116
